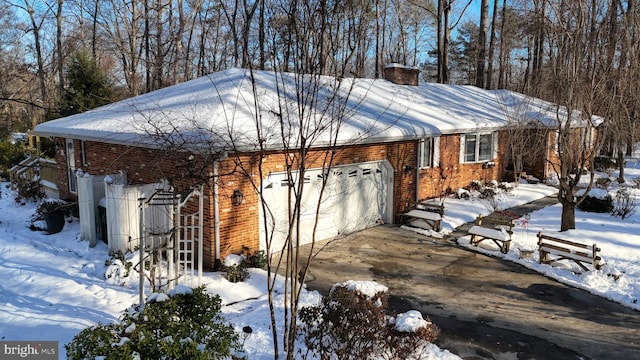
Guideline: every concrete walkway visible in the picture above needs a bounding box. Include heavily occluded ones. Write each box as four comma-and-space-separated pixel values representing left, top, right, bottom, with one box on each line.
299, 196, 640, 359
446, 194, 559, 240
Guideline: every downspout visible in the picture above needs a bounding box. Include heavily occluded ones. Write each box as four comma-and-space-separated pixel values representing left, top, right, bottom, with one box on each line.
415, 141, 421, 203
213, 159, 222, 270
212, 152, 228, 270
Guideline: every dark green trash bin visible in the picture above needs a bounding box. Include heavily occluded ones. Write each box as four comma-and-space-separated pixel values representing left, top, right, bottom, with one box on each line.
98, 205, 108, 243
44, 212, 65, 234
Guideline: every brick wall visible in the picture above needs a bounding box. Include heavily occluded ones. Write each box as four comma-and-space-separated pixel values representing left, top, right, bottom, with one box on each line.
53, 135, 513, 268
384, 65, 420, 86
415, 132, 507, 202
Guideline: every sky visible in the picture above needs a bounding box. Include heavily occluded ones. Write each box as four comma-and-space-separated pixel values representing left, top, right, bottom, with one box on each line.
1, 155, 639, 358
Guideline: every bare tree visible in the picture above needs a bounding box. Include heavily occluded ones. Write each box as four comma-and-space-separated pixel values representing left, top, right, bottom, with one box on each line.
485, 0, 499, 89
99, 0, 143, 96
12, 0, 54, 111
496, 90, 549, 185
476, 0, 488, 88
542, 0, 606, 231
598, 0, 638, 183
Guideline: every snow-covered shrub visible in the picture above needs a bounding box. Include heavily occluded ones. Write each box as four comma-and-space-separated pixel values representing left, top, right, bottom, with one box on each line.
611, 188, 637, 219
247, 250, 267, 268
299, 281, 438, 359
478, 187, 497, 199
486, 180, 498, 188
222, 249, 267, 283
469, 180, 483, 191
455, 188, 470, 199
12, 176, 44, 204
479, 187, 501, 211
104, 251, 135, 285
386, 310, 441, 358
222, 253, 250, 283
65, 286, 239, 360
595, 177, 612, 189
594, 155, 618, 171
241, 246, 267, 269
498, 182, 514, 193
576, 189, 613, 213
224, 264, 249, 283
632, 177, 640, 189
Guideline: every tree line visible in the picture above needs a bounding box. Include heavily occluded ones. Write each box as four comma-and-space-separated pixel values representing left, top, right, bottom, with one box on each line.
0, 0, 637, 158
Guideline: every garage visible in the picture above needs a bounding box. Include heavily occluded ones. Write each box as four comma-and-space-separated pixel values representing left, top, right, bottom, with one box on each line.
259, 161, 394, 251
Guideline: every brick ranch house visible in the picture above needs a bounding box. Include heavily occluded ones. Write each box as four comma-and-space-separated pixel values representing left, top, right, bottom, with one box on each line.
35, 65, 566, 269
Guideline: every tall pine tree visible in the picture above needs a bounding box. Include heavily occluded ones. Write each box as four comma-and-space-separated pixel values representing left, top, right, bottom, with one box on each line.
58, 50, 112, 117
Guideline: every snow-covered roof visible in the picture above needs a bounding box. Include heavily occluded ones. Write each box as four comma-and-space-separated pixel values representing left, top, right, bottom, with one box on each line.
34, 67, 580, 152
490, 89, 604, 127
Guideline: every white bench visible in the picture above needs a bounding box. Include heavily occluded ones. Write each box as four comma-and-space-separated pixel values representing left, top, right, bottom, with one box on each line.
401, 205, 443, 232
468, 214, 514, 254
537, 232, 603, 271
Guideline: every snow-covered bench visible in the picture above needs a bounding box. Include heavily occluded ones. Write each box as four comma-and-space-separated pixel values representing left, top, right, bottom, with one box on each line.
468, 214, 514, 254
401, 202, 444, 232
537, 232, 604, 271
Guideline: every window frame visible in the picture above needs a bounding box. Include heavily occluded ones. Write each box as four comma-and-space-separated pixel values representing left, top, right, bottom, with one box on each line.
461, 132, 497, 164
418, 137, 440, 169
81, 140, 89, 167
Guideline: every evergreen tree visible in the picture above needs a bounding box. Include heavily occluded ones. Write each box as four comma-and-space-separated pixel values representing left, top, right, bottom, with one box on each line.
58, 50, 112, 117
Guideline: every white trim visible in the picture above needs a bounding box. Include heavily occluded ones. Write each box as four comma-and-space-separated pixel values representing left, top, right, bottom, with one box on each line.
66, 138, 77, 193
418, 137, 440, 169
258, 160, 394, 251
433, 137, 440, 167
460, 132, 497, 164
81, 140, 88, 167
492, 132, 499, 160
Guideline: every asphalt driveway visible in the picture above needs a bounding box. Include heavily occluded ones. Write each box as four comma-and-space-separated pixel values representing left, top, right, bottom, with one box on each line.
299, 225, 640, 360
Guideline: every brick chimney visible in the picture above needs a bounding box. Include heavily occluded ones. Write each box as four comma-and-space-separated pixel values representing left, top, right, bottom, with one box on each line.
383, 63, 420, 86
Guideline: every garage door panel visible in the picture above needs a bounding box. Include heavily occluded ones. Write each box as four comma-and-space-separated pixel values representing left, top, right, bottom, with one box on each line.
259, 161, 392, 252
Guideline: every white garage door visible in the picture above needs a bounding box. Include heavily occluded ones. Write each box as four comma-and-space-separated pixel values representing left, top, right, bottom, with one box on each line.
259, 161, 393, 252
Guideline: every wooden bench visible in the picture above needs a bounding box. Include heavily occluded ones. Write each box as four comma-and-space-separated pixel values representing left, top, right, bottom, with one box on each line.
537, 232, 604, 271
401, 202, 444, 232
468, 214, 514, 254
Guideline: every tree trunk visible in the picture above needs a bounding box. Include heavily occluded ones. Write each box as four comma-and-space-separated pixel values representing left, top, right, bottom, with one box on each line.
56, 0, 64, 99
26, 1, 48, 110
259, 0, 265, 69
442, 1, 450, 83
560, 202, 576, 231
531, 0, 545, 88
437, 0, 444, 83
498, 0, 508, 89
476, 0, 488, 88
486, 0, 499, 89
91, 0, 98, 57
617, 149, 626, 183
375, 0, 379, 77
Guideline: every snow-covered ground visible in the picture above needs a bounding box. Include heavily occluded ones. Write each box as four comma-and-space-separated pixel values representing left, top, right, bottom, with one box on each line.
1, 159, 639, 359
0, 182, 458, 359
440, 160, 640, 312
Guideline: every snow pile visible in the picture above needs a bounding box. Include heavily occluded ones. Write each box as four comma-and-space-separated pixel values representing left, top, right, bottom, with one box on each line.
576, 188, 610, 200
394, 310, 432, 332
332, 280, 388, 299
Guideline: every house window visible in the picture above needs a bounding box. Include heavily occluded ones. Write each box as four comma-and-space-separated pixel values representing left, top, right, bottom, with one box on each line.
418, 137, 440, 168
81, 140, 88, 167
66, 138, 77, 193
462, 133, 496, 163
